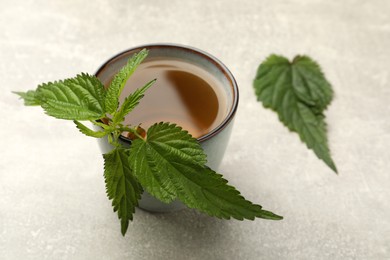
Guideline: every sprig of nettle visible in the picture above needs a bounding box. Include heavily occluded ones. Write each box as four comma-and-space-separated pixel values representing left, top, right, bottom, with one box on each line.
14, 49, 282, 236
253, 55, 337, 173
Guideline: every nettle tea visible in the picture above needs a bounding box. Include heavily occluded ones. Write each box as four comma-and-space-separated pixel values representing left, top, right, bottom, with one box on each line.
109, 58, 228, 138
16, 46, 284, 235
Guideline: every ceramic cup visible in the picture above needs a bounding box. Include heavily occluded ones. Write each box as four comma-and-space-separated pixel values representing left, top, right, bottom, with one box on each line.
95, 44, 239, 212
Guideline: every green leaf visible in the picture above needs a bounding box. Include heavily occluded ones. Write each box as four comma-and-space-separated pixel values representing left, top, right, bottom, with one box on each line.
253, 54, 337, 173
13, 90, 41, 106
112, 79, 156, 124
73, 120, 109, 138
105, 49, 148, 114
35, 73, 106, 120
128, 123, 206, 203
129, 122, 282, 220
103, 148, 143, 236
291, 55, 334, 113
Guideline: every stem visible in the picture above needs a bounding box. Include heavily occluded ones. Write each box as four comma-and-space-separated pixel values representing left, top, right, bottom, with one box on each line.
92, 120, 108, 128
119, 126, 145, 140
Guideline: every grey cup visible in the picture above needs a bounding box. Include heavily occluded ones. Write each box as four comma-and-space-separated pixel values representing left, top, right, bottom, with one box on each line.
95, 44, 239, 212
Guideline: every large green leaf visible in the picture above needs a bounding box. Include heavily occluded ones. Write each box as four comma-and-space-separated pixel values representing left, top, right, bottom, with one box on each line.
105, 49, 148, 114
128, 123, 206, 203
35, 73, 106, 120
129, 123, 282, 220
103, 148, 143, 236
253, 55, 337, 173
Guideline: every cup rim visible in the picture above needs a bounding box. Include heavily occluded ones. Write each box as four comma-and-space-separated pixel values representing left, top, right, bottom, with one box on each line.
95, 43, 239, 143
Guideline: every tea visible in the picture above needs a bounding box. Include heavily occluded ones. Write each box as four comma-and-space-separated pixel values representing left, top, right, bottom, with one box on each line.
111, 58, 228, 138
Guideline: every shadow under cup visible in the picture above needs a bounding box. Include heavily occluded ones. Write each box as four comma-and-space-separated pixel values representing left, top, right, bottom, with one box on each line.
95, 44, 239, 212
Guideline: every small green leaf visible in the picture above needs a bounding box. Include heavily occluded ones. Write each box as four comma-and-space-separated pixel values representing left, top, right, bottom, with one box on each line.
73, 120, 108, 138
105, 49, 148, 114
113, 79, 156, 124
13, 90, 41, 106
253, 54, 337, 173
35, 73, 106, 120
103, 148, 143, 236
92, 120, 113, 131
129, 123, 282, 220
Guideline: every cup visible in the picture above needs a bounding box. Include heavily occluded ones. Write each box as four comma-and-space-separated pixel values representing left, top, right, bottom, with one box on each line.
95, 44, 239, 212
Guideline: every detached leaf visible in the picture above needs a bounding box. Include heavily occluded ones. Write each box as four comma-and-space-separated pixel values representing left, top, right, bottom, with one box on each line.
105, 49, 148, 114
129, 123, 282, 221
113, 79, 156, 123
103, 148, 143, 236
36, 73, 106, 120
13, 90, 41, 106
292, 55, 334, 113
253, 55, 337, 173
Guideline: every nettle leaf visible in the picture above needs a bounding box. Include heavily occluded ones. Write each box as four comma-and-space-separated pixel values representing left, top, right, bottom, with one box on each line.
128, 123, 206, 203
129, 123, 282, 221
113, 79, 156, 123
73, 120, 109, 138
35, 73, 106, 120
175, 165, 282, 220
253, 55, 337, 173
291, 55, 334, 113
13, 90, 41, 106
103, 148, 143, 236
105, 49, 148, 114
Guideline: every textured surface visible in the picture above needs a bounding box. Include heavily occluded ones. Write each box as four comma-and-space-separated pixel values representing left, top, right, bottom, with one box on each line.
1, 0, 390, 259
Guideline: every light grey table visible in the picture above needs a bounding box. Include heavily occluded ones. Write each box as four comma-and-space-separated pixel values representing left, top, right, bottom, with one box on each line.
1, 0, 389, 259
